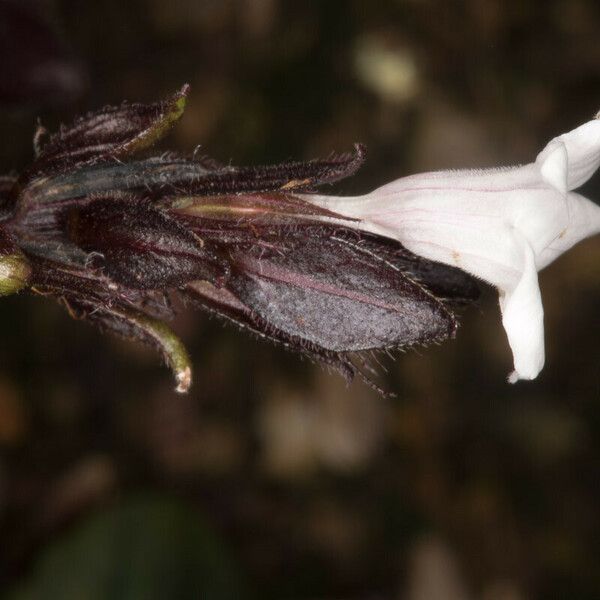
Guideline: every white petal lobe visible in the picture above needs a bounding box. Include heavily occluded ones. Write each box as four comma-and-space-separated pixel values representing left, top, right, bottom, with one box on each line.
536, 118, 600, 190
537, 141, 568, 193
499, 237, 545, 382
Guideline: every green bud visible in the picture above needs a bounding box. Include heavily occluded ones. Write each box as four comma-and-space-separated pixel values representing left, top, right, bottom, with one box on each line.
0, 253, 31, 296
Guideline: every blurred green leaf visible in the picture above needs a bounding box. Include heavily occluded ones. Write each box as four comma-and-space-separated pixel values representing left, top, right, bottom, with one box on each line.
7, 494, 246, 600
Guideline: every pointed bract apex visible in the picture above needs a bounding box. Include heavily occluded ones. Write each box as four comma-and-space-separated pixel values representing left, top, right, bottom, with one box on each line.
22, 84, 190, 181
65, 298, 194, 394
123, 313, 193, 394
268, 142, 365, 192
276, 143, 367, 191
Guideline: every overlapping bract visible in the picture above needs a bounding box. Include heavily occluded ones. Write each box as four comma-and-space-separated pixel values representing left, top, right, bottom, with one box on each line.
0, 86, 478, 393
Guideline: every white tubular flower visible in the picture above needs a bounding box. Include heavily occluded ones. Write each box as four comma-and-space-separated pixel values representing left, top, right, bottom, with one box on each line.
303, 117, 600, 382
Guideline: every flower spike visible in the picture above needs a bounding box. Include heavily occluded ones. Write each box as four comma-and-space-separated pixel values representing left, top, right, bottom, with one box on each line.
1, 85, 481, 394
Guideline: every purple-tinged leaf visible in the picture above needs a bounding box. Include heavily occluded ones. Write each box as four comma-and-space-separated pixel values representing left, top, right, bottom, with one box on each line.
29, 260, 176, 322
185, 280, 359, 385
183, 225, 458, 397
162, 143, 366, 195
184, 222, 457, 393
18, 145, 363, 211
226, 233, 455, 353
66, 197, 229, 290
22, 85, 190, 181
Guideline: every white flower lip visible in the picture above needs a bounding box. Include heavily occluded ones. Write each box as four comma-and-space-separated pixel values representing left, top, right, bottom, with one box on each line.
302, 116, 600, 382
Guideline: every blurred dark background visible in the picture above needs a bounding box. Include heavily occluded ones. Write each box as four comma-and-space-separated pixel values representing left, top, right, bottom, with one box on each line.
0, 1, 599, 598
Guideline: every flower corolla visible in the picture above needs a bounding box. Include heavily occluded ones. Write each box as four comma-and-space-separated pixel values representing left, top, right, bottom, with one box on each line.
304, 117, 600, 382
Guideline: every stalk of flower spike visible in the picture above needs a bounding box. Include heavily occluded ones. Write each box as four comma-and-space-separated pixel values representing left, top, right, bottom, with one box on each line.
0, 85, 479, 394
300, 117, 600, 382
